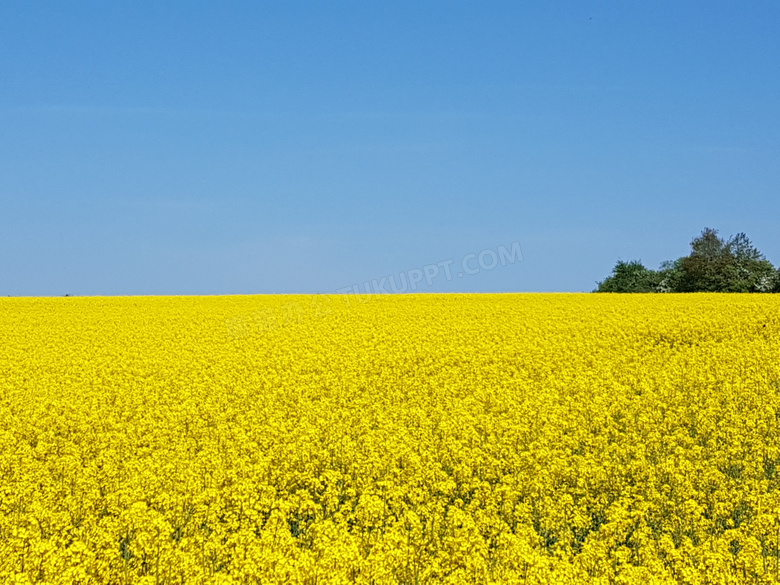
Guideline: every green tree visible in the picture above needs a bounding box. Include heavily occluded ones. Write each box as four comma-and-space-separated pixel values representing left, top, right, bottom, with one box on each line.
656, 258, 684, 293
676, 228, 775, 292
594, 260, 662, 292
773, 269, 780, 293
594, 228, 778, 293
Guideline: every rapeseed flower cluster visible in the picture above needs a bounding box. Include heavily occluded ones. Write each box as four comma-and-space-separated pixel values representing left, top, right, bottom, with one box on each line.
1, 293, 779, 584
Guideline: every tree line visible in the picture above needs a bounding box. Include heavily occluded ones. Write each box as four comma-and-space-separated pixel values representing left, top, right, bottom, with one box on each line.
595, 228, 780, 293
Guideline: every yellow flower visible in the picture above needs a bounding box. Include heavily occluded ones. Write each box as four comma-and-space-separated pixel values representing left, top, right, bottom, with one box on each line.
1, 293, 779, 583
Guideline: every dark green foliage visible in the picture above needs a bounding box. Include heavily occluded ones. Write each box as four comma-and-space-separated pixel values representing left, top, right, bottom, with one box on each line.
656, 258, 684, 293
677, 229, 776, 292
595, 260, 663, 293
596, 228, 778, 293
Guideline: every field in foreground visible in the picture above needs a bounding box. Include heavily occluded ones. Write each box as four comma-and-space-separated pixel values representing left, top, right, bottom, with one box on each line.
1, 294, 780, 584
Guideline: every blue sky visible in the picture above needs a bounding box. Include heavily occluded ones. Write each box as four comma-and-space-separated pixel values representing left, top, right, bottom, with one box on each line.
2, 1, 778, 295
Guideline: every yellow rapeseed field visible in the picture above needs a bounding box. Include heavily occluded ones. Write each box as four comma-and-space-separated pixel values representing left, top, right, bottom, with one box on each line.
1, 293, 780, 584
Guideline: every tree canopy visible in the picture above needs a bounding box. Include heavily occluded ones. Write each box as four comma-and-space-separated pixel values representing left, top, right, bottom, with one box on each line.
595, 228, 779, 293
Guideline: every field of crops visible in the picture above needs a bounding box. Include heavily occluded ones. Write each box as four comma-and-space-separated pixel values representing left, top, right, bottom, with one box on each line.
1, 294, 779, 584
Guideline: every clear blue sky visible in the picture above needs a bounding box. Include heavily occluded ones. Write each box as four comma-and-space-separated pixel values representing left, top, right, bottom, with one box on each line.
2, 1, 778, 295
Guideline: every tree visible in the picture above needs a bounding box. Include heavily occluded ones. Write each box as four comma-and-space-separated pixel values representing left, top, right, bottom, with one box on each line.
676, 228, 775, 292
728, 232, 777, 292
594, 260, 662, 293
773, 269, 780, 293
675, 228, 730, 292
594, 228, 778, 293
656, 258, 684, 293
